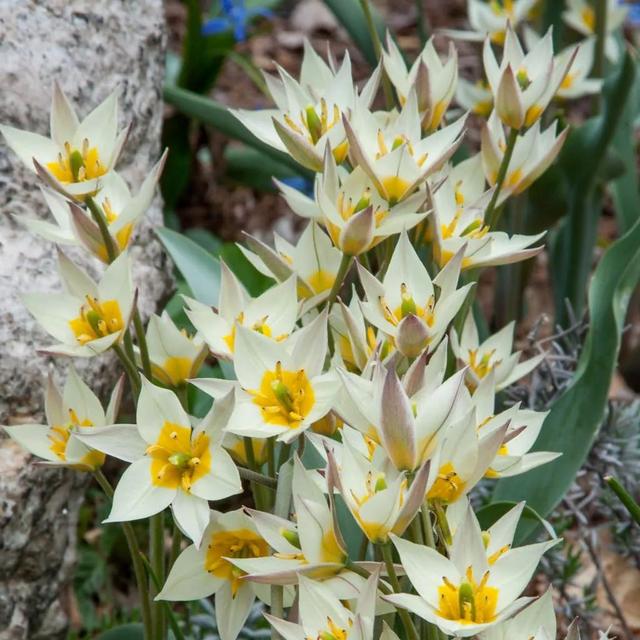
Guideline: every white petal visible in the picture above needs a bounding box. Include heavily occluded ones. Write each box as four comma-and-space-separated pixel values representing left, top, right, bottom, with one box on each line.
215, 581, 256, 640
171, 490, 210, 547
156, 543, 221, 600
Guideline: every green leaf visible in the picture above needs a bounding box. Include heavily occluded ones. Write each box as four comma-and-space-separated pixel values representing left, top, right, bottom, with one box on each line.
96, 624, 144, 640
220, 242, 274, 296
156, 227, 221, 305
322, 0, 386, 67
163, 84, 313, 179
224, 145, 301, 191
493, 208, 640, 540
606, 476, 640, 525
551, 51, 636, 326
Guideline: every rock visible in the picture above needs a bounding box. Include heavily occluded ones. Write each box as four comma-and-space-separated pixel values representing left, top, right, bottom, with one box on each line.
0, 1, 171, 638
290, 0, 338, 35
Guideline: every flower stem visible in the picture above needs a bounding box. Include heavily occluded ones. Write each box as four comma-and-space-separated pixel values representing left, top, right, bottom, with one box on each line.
133, 306, 152, 379
149, 513, 166, 640
243, 436, 268, 509
94, 470, 153, 637
593, 0, 607, 112
415, 0, 429, 45
270, 584, 284, 639
113, 343, 141, 398
380, 543, 420, 640
485, 127, 519, 229
326, 254, 354, 311
86, 195, 118, 263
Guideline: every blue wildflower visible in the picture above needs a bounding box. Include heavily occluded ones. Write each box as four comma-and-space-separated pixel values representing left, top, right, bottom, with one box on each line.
279, 175, 314, 198
202, 0, 273, 43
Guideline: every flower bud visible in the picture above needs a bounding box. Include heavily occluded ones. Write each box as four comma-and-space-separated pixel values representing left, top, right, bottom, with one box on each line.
396, 313, 430, 358
496, 65, 524, 130
339, 205, 375, 256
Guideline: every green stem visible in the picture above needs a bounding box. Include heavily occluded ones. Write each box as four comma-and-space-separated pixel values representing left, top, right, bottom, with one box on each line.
113, 344, 142, 398
357, 0, 395, 109
244, 437, 267, 509
86, 196, 117, 263
415, 0, 429, 45
593, 0, 607, 83
358, 533, 369, 561
169, 518, 183, 570
380, 544, 420, 640
149, 513, 166, 640
124, 330, 137, 367
238, 465, 278, 489
94, 470, 153, 638
133, 307, 152, 379
485, 127, 519, 229
606, 476, 640, 525
267, 437, 276, 478
270, 585, 284, 638
326, 254, 354, 311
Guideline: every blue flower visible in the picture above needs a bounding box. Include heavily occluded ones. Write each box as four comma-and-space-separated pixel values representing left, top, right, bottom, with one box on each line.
202, 0, 273, 43
279, 175, 314, 198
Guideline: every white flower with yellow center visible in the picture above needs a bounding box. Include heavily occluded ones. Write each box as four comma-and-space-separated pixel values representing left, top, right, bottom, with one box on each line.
157, 508, 282, 640
358, 231, 472, 358
75, 380, 242, 546
20, 154, 165, 263
344, 93, 466, 206
483, 25, 573, 130
326, 437, 431, 544
184, 262, 298, 361
383, 34, 458, 132
3, 368, 121, 472
144, 312, 208, 388
456, 78, 494, 117
22, 249, 134, 357
451, 314, 543, 391
383, 504, 558, 637
210, 312, 338, 443
443, 0, 537, 45
231, 44, 379, 171
266, 570, 379, 640
563, 0, 627, 62
278, 148, 427, 256
481, 111, 568, 205
0, 81, 129, 199
239, 223, 343, 311
430, 157, 545, 269
228, 456, 371, 599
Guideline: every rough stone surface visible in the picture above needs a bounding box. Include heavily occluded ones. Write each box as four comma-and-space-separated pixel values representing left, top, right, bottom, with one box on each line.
0, 2, 171, 638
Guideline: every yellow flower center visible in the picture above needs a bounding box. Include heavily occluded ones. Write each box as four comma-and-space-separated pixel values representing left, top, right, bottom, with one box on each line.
581, 6, 595, 31
94, 198, 133, 261
48, 409, 105, 470
468, 349, 500, 382
227, 436, 268, 468
46, 140, 107, 184
560, 73, 575, 90
428, 462, 466, 503
250, 362, 315, 428
305, 269, 336, 297
307, 617, 353, 640
223, 312, 281, 353
205, 528, 269, 597
146, 421, 211, 491
437, 567, 499, 624
152, 357, 194, 387
379, 286, 435, 328
69, 296, 124, 345
440, 211, 489, 241
284, 99, 342, 146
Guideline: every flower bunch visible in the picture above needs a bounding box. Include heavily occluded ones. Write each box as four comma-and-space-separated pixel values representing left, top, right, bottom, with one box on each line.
2, 2, 610, 639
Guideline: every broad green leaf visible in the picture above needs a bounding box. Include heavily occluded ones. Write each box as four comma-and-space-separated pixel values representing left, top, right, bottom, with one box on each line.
493, 209, 640, 540
156, 227, 221, 305
163, 84, 312, 178
224, 146, 301, 191
322, 0, 386, 67
551, 51, 635, 326
220, 242, 274, 296
96, 624, 144, 640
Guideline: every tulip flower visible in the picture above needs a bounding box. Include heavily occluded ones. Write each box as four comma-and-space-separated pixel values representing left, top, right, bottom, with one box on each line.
3, 368, 122, 471
481, 112, 568, 205
265, 570, 379, 640
231, 45, 380, 171
326, 437, 431, 543
22, 249, 134, 357
144, 312, 208, 387
344, 92, 466, 205
156, 509, 280, 640
277, 148, 427, 256
239, 222, 343, 310
205, 312, 338, 443
451, 314, 543, 391
358, 231, 472, 357
184, 262, 299, 360
563, 0, 627, 62
382, 34, 458, 131
430, 158, 545, 270
456, 78, 494, 116
384, 504, 558, 637
75, 380, 242, 546
483, 25, 573, 130
0, 82, 129, 199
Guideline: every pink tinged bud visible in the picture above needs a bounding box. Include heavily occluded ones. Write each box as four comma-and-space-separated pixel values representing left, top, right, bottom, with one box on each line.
381, 367, 417, 471
395, 314, 430, 358
393, 458, 431, 536
402, 348, 429, 397
340, 205, 375, 256
496, 65, 525, 130
415, 61, 432, 115
69, 202, 113, 261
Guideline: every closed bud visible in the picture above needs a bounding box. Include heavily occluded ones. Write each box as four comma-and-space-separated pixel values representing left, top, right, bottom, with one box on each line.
340, 205, 375, 256
396, 313, 430, 358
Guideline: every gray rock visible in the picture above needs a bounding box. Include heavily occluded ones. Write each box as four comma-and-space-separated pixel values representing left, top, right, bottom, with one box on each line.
0, 1, 171, 638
